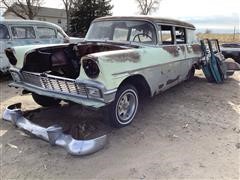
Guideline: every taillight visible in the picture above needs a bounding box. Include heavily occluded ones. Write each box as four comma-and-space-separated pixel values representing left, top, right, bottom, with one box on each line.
82, 58, 100, 79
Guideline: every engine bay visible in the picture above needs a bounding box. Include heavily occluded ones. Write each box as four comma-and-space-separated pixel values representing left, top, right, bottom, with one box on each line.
21, 42, 135, 79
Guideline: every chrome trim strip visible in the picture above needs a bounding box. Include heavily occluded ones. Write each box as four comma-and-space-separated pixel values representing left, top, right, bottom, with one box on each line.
3, 103, 108, 156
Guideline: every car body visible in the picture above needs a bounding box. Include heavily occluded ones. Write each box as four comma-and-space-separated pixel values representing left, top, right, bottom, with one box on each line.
0, 19, 83, 73
221, 43, 240, 64
6, 16, 203, 127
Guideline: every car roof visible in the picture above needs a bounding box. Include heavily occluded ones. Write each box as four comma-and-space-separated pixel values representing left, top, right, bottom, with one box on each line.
0, 19, 62, 29
93, 16, 196, 30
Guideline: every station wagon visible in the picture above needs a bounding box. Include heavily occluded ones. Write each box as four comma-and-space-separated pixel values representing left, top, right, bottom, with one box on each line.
6, 16, 203, 128
0, 20, 82, 73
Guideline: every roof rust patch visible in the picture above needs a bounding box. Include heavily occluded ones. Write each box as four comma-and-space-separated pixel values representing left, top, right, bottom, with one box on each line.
162, 46, 179, 57
104, 52, 141, 63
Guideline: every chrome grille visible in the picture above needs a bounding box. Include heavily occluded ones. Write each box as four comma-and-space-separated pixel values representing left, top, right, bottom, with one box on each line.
21, 71, 87, 97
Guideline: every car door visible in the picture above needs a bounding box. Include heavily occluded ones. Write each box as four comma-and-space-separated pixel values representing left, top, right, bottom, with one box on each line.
159, 25, 186, 90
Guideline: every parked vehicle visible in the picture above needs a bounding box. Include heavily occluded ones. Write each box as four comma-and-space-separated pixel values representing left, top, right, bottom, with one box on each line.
0, 20, 82, 73
221, 43, 240, 64
5, 16, 204, 127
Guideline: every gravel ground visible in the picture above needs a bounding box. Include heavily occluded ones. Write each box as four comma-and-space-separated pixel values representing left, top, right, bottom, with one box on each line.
0, 71, 240, 179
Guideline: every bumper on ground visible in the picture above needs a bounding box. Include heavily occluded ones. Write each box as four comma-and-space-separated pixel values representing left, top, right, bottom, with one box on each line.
3, 103, 108, 156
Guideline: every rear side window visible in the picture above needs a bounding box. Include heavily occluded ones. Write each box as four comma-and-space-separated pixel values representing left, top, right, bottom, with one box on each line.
37, 27, 56, 39
160, 25, 174, 45
11, 26, 36, 39
175, 27, 186, 44
0, 24, 10, 39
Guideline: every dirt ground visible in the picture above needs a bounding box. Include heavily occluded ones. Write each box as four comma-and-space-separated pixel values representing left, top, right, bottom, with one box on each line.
0, 71, 240, 179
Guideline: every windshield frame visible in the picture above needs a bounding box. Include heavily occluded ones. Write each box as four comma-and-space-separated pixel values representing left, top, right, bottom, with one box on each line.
85, 20, 158, 46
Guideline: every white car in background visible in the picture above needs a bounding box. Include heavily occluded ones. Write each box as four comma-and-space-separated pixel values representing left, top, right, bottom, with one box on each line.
0, 20, 83, 74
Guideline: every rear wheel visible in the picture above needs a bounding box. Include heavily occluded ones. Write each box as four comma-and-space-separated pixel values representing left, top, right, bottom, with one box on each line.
186, 67, 195, 80
32, 93, 61, 107
104, 84, 139, 128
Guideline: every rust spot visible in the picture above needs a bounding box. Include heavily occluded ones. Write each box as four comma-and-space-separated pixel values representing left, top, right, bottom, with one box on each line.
104, 52, 141, 63
163, 46, 179, 57
158, 84, 164, 90
180, 45, 185, 52
167, 75, 180, 85
191, 44, 202, 54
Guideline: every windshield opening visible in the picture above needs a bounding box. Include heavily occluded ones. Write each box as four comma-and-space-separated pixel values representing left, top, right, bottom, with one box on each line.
85, 20, 157, 45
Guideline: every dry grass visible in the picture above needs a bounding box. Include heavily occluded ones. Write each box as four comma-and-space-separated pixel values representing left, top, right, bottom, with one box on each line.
197, 33, 240, 43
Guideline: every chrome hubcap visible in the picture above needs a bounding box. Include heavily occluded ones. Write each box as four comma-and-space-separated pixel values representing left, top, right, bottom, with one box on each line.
116, 90, 138, 124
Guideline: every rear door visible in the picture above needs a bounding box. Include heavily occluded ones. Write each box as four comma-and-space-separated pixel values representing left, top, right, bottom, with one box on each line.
159, 25, 186, 89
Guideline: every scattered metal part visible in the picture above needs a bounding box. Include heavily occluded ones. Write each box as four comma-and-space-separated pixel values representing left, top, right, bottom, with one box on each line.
3, 103, 108, 156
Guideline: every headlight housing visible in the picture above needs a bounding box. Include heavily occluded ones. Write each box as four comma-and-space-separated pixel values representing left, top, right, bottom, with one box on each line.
82, 58, 100, 79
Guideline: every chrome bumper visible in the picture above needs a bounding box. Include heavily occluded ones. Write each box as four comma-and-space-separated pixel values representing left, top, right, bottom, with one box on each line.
3, 103, 108, 156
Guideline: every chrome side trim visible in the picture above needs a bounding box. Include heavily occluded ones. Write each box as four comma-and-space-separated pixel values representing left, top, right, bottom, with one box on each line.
3, 103, 108, 156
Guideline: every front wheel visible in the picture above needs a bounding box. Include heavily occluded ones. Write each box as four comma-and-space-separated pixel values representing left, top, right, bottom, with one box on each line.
104, 84, 139, 128
32, 93, 61, 107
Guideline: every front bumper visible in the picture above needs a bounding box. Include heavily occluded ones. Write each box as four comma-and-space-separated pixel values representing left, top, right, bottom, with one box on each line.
3, 103, 107, 156
9, 69, 117, 109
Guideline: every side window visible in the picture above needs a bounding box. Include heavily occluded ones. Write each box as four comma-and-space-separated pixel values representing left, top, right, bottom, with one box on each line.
11, 26, 36, 39
160, 25, 174, 45
113, 27, 129, 41
175, 27, 186, 44
37, 27, 57, 39
0, 24, 10, 39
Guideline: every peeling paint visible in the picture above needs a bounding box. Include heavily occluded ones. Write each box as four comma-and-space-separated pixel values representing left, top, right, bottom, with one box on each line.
167, 75, 180, 85
180, 45, 186, 52
163, 46, 179, 57
104, 52, 141, 63
192, 44, 202, 54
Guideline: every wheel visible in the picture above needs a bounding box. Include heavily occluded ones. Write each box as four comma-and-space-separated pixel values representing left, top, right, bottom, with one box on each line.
32, 93, 61, 107
186, 67, 195, 80
104, 84, 139, 128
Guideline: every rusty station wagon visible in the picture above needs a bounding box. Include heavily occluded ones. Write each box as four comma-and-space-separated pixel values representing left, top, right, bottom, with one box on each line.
6, 16, 203, 128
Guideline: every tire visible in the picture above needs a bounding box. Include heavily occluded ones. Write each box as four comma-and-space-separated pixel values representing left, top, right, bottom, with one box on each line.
32, 93, 61, 107
104, 84, 139, 128
186, 67, 195, 81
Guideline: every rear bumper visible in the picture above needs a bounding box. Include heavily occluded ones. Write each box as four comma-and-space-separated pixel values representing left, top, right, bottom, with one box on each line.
9, 69, 117, 109
3, 103, 107, 156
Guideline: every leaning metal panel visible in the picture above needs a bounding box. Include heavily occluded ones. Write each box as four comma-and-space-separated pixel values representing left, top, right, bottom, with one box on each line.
2, 103, 107, 156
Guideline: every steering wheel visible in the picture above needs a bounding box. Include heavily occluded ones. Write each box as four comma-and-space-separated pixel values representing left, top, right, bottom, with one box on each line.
133, 33, 152, 42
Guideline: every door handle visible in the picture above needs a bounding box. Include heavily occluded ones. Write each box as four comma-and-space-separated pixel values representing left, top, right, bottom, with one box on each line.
176, 46, 181, 51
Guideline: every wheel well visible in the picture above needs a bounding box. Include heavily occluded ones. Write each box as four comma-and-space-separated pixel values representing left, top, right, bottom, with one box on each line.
119, 75, 151, 97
